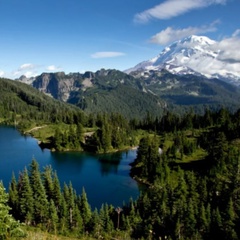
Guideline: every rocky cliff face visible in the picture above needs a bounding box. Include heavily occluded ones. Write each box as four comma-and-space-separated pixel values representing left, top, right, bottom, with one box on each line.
32, 72, 81, 102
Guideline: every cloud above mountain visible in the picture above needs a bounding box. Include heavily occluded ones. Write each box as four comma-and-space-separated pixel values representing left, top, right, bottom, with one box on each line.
46, 65, 61, 71
150, 21, 219, 45
91, 52, 125, 59
213, 32, 240, 63
19, 63, 35, 70
134, 0, 227, 23
12, 63, 38, 78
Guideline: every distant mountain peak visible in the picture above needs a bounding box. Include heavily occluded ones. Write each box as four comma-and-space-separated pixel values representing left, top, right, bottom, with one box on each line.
126, 35, 240, 85
182, 35, 215, 44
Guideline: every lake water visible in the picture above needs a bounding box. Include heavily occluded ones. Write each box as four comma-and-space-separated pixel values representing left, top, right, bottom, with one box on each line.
0, 125, 140, 209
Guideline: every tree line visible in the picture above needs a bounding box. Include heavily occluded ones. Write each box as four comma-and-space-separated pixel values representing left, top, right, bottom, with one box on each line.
5, 159, 131, 239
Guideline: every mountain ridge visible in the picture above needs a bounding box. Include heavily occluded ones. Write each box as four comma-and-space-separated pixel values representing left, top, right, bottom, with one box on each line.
15, 68, 240, 118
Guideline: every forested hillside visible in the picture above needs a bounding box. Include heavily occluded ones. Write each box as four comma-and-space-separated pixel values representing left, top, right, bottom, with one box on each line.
1, 103, 240, 239
0, 77, 85, 128
128, 108, 240, 239
2, 76, 240, 239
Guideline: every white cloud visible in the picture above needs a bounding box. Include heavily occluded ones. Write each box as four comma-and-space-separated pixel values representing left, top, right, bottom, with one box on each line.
46, 65, 61, 71
0, 70, 4, 77
150, 21, 219, 45
12, 63, 38, 78
19, 63, 35, 70
13, 70, 38, 78
134, 0, 227, 23
232, 29, 240, 37
212, 34, 240, 63
23, 71, 36, 78
91, 51, 125, 59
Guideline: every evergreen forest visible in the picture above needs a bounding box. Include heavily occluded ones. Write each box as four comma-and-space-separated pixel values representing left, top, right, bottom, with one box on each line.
1, 77, 240, 239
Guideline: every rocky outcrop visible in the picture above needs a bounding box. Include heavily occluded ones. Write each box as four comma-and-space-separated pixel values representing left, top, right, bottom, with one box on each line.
32, 72, 81, 102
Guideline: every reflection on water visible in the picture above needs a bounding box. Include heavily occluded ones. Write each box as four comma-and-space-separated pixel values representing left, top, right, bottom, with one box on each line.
98, 152, 122, 175
0, 126, 140, 209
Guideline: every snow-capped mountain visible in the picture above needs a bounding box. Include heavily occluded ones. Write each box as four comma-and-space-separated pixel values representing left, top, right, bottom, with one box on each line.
126, 35, 240, 85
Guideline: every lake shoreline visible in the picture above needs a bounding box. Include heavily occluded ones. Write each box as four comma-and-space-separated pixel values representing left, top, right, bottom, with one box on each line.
0, 125, 140, 209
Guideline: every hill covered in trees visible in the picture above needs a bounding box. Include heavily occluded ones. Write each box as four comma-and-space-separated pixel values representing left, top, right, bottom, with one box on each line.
0, 77, 86, 129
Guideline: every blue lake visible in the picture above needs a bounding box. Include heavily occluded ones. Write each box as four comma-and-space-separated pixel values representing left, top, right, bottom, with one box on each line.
0, 125, 140, 209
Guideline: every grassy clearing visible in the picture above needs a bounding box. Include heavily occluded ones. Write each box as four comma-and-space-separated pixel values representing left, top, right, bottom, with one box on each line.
24, 228, 93, 240
178, 148, 208, 163
27, 124, 98, 145
30, 124, 65, 142
23, 227, 130, 240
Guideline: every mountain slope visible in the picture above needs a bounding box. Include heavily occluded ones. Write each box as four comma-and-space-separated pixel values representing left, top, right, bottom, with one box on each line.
17, 68, 240, 118
30, 69, 166, 118
126, 35, 240, 85
131, 69, 240, 109
0, 77, 82, 125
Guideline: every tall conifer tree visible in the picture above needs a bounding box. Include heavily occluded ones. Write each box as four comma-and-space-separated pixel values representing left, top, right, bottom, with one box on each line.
0, 181, 25, 239
29, 159, 49, 224
18, 167, 34, 225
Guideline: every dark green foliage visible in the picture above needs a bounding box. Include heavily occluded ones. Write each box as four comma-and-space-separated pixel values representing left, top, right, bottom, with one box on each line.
48, 199, 58, 233
8, 162, 116, 238
8, 172, 18, 218
74, 113, 135, 153
0, 181, 26, 239
17, 168, 34, 225
0, 77, 85, 127
29, 159, 49, 224
132, 135, 161, 182
129, 107, 240, 239
79, 187, 91, 229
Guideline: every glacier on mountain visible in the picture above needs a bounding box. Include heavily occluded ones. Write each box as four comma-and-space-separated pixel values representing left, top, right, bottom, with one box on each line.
126, 35, 240, 85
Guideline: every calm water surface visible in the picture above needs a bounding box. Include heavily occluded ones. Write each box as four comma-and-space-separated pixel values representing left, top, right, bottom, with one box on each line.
0, 126, 140, 208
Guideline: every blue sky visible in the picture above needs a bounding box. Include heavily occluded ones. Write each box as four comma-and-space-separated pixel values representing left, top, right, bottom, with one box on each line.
0, 0, 239, 79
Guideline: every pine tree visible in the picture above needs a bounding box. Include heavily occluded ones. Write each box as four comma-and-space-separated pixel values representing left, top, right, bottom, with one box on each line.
53, 127, 62, 151
68, 124, 77, 149
8, 172, 19, 218
48, 199, 58, 234
198, 203, 208, 237
88, 208, 101, 238
67, 182, 76, 228
29, 159, 49, 224
224, 198, 238, 239
184, 198, 197, 238
79, 187, 91, 230
76, 122, 84, 145
18, 167, 34, 225
0, 181, 25, 239
101, 122, 112, 152
43, 165, 54, 201
99, 204, 114, 233
72, 205, 83, 233
52, 171, 62, 213
59, 194, 68, 235
210, 208, 223, 239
